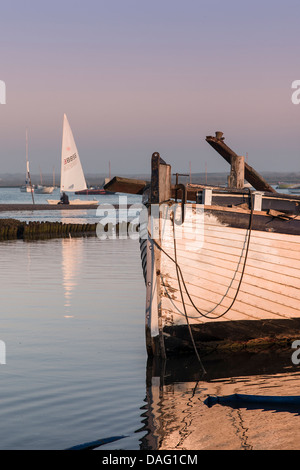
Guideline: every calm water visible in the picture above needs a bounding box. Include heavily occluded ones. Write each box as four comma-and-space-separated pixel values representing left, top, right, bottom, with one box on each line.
0, 237, 147, 450
0, 187, 143, 224
0, 189, 300, 450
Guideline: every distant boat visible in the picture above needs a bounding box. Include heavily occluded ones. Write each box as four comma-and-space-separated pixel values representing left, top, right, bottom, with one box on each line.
277, 182, 300, 189
47, 114, 98, 205
75, 165, 115, 195
20, 184, 34, 193
35, 185, 55, 194
20, 128, 35, 203
75, 188, 113, 195
35, 166, 55, 194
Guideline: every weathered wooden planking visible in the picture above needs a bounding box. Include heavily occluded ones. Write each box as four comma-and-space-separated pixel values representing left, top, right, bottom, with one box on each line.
205, 206, 300, 235
158, 211, 300, 326
161, 262, 300, 319
161, 268, 300, 320
144, 200, 300, 355
162, 221, 300, 286
163, 233, 300, 268
140, 147, 300, 356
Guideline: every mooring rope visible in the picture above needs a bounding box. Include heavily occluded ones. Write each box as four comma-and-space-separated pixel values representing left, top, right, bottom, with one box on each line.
172, 211, 206, 373
150, 188, 254, 320
147, 189, 254, 371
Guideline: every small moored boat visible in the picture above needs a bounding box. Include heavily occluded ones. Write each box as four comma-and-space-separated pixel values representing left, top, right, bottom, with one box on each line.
47, 114, 98, 206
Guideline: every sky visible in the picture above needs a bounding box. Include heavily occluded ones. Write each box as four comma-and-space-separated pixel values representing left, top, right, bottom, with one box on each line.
0, 0, 300, 177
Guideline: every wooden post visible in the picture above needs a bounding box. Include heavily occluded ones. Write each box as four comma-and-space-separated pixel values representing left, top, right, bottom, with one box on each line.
151, 152, 171, 204
147, 152, 171, 359
228, 155, 245, 189
206, 133, 277, 193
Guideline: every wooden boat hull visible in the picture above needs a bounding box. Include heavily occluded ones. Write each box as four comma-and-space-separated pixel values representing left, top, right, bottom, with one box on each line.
20, 185, 34, 193
142, 202, 300, 356
104, 134, 300, 358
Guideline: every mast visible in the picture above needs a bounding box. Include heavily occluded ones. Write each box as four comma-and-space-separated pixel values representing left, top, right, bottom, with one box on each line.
26, 128, 35, 204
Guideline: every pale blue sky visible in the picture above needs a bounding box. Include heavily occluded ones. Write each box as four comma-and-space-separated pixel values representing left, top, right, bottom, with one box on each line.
0, 0, 300, 176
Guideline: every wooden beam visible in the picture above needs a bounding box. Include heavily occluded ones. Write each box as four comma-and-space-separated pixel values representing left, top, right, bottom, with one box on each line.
103, 176, 149, 194
206, 133, 277, 193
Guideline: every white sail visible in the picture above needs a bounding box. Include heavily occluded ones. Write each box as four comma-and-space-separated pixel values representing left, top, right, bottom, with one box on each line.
60, 114, 87, 192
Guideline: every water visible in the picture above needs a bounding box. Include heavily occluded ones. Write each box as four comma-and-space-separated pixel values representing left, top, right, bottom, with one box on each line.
0, 187, 143, 223
142, 361, 300, 451
0, 188, 300, 450
0, 237, 147, 450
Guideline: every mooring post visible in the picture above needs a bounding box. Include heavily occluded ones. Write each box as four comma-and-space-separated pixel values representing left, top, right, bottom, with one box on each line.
228, 154, 245, 189
147, 152, 171, 359
151, 152, 171, 204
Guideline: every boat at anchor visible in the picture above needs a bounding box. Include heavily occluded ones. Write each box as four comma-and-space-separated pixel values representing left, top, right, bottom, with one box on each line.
105, 131, 300, 358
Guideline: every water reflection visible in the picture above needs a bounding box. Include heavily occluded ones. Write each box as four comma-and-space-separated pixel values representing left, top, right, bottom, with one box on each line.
61, 237, 84, 315
141, 351, 300, 450
2, 235, 300, 450
60, 210, 93, 224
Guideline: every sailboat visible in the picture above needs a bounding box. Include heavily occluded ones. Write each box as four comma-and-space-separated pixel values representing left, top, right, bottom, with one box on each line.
35, 166, 55, 194
20, 129, 35, 204
47, 114, 98, 205
20, 161, 34, 193
35, 185, 55, 194
20, 128, 35, 196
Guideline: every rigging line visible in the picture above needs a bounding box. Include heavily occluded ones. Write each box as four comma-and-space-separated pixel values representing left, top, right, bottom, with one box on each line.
173, 188, 254, 319
172, 213, 206, 375
148, 188, 254, 320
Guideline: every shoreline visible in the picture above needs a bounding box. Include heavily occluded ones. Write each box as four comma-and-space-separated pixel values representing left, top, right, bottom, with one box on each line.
0, 204, 99, 211
0, 203, 132, 211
